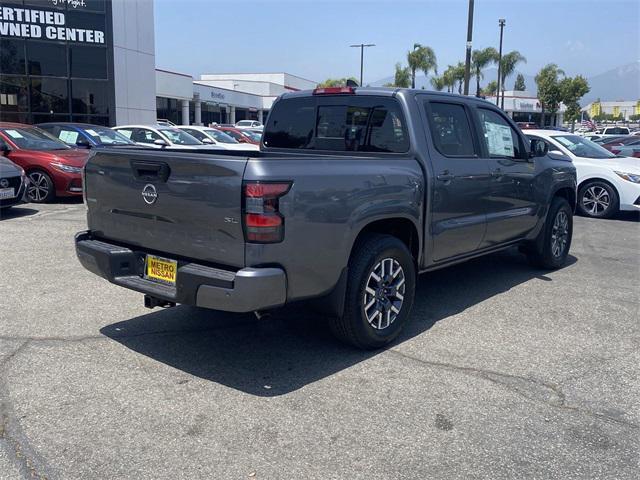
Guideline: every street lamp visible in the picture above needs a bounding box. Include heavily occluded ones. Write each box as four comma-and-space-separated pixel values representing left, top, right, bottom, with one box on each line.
463, 0, 475, 96
350, 43, 375, 87
496, 18, 506, 106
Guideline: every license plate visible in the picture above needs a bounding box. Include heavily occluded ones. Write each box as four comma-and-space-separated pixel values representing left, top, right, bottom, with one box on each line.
145, 255, 177, 285
0, 187, 15, 200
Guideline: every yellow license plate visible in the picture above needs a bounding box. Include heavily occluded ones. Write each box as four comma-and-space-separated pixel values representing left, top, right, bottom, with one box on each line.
145, 255, 177, 285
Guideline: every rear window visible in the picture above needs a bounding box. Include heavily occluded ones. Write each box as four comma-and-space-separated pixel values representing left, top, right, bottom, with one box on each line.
263, 96, 409, 153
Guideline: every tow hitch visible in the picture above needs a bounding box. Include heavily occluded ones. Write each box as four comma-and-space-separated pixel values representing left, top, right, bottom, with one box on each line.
144, 295, 176, 309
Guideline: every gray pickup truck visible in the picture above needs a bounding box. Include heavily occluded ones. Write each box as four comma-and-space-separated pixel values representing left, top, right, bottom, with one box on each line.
76, 87, 576, 348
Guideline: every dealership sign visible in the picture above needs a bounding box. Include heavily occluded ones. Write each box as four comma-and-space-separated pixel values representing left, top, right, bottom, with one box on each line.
0, 4, 105, 43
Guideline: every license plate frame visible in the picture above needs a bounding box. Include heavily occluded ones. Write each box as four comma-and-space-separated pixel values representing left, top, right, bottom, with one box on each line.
0, 187, 16, 200
144, 254, 178, 286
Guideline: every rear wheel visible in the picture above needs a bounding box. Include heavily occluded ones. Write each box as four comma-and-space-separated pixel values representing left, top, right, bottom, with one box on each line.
577, 180, 619, 219
329, 234, 416, 349
526, 196, 573, 269
27, 170, 55, 203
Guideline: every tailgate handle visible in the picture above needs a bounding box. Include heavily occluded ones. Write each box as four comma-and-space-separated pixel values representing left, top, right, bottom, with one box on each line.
131, 161, 171, 182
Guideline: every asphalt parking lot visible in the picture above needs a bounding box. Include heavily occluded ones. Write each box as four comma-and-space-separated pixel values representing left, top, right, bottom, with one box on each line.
0, 201, 638, 480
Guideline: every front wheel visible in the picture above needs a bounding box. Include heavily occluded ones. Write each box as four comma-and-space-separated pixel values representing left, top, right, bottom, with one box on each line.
329, 234, 416, 349
27, 170, 55, 203
577, 180, 619, 219
526, 196, 573, 269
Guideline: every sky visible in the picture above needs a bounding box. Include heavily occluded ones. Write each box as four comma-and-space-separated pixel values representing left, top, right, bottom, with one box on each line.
154, 0, 640, 84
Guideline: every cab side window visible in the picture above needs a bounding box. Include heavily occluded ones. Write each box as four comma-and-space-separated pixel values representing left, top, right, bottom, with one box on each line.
426, 102, 476, 157
132, 128, 161, 144
477, 108, 524, 159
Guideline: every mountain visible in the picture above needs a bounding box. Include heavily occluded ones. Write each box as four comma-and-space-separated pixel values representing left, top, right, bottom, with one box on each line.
371, 61, 640, 105
581, 62, 639, 104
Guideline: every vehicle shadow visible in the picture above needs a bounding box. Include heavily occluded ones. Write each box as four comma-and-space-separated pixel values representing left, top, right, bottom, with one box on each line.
0, 206, 39, 220
100, 248, 577, 397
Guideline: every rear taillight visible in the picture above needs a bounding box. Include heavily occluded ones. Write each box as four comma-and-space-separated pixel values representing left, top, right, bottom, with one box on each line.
243, 181, 292, 243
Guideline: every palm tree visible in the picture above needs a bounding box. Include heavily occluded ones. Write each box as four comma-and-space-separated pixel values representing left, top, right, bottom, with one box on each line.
442, 66, 457, 93
471, 47, 499, 97
452, 62, 466, 94
430, 76, 446, 91
499, 51, 526, 107
407, 43, 437, 89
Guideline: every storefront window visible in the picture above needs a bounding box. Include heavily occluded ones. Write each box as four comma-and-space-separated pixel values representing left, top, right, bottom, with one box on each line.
72, 79, 110, 115
0, 39, 26, 75
27, 41, 67, 77
70, 46, 107, 79
30, 77, 69, 113
0, 76, 29, 114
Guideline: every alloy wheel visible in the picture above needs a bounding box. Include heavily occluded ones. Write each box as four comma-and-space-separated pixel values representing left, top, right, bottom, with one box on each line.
27, 172, 50, 202
551, 210, 569, 258
363, 258, 406, 330
582, 185, 610, 216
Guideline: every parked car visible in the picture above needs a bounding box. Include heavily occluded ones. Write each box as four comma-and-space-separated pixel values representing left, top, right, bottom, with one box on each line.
595, 126, 630, 137
0, 123, 90, 203
37, 123, 138, 149
592, 135, 626, 145
177, 126, 259, 151
0, 155, 29, 211
214, 126, 261, 145
113, 125, 211, 150
235, 120, 262, 129
76, 87, 576, 349
526, 130, 640, 218
516, 122, 539, 130
599, 136, 640, 158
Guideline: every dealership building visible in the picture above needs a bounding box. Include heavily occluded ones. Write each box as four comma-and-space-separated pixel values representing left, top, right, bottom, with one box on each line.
0, 0, 315, 127
485, 90, 566, 126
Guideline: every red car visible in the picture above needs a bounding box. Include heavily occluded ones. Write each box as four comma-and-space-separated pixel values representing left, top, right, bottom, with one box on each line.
0, 123, 90, 202
214, 126, 261, 145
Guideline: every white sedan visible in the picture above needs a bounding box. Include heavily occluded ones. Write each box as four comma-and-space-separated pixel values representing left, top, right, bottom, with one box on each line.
526, 130, 640, 218
113, 125, 215, 150
235, 120, 262, 129
177, 126, 258, 151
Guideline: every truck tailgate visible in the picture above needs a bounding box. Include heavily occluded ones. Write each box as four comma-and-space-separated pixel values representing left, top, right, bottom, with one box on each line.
85, 149, 248, 268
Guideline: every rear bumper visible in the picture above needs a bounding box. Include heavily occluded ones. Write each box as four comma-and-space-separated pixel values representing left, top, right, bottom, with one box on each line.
75, 231, 287, 312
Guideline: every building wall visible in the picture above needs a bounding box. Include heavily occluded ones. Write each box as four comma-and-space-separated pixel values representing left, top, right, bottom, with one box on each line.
112, 0, 156, 125
583, 101, 640, 120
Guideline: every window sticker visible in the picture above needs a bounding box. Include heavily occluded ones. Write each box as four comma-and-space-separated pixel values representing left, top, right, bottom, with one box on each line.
59, 130, 79, 144
5, 129, 24, 139
484, 122, 514, 156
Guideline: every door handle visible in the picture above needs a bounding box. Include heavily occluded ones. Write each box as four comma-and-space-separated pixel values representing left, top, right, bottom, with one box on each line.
436, 171, 454, 182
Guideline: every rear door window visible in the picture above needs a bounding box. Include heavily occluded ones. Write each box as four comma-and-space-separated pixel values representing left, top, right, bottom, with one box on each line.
477, 108, 524, 159
426, 102, 476, 156
263, 96, 409, 153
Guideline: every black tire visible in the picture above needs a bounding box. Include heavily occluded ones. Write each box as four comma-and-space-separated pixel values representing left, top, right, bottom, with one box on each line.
526, 196, 573, 269
329, 234, 416, 349
27, 170, 55, 203
577, 180, 619, 219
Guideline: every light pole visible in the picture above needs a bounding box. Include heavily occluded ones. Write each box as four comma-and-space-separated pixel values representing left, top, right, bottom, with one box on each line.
463, 0, 475, 96
496, 18, 506, 106
350, 43, 375, 87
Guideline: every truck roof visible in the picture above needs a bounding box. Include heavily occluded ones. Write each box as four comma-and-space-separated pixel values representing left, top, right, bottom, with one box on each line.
279, 87, 496, 107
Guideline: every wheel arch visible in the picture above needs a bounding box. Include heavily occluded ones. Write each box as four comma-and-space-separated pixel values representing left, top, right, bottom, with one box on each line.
350, 217, 421, 265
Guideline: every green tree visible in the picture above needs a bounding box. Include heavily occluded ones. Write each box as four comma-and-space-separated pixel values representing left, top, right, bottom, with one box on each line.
559, 75, 590, 131
630, 113, 640, 121
407, 43, 437, 89
471, 47, 499, 97
499, 51, 526, 106
483, 80, 498, 96
535, 64, 565, 127
384, 63, 411, 88
430, 75, 446, 91
317, 77, 359, 88
514, 73, 526, 91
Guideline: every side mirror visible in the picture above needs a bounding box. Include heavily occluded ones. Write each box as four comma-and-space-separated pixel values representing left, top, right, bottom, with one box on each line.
0, 144, 11, 155
529, 138, 548, 158
548, 149, 571, 161
153, 139, 169, 147
76, 138, 92, 149
201, 137, 214, 144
